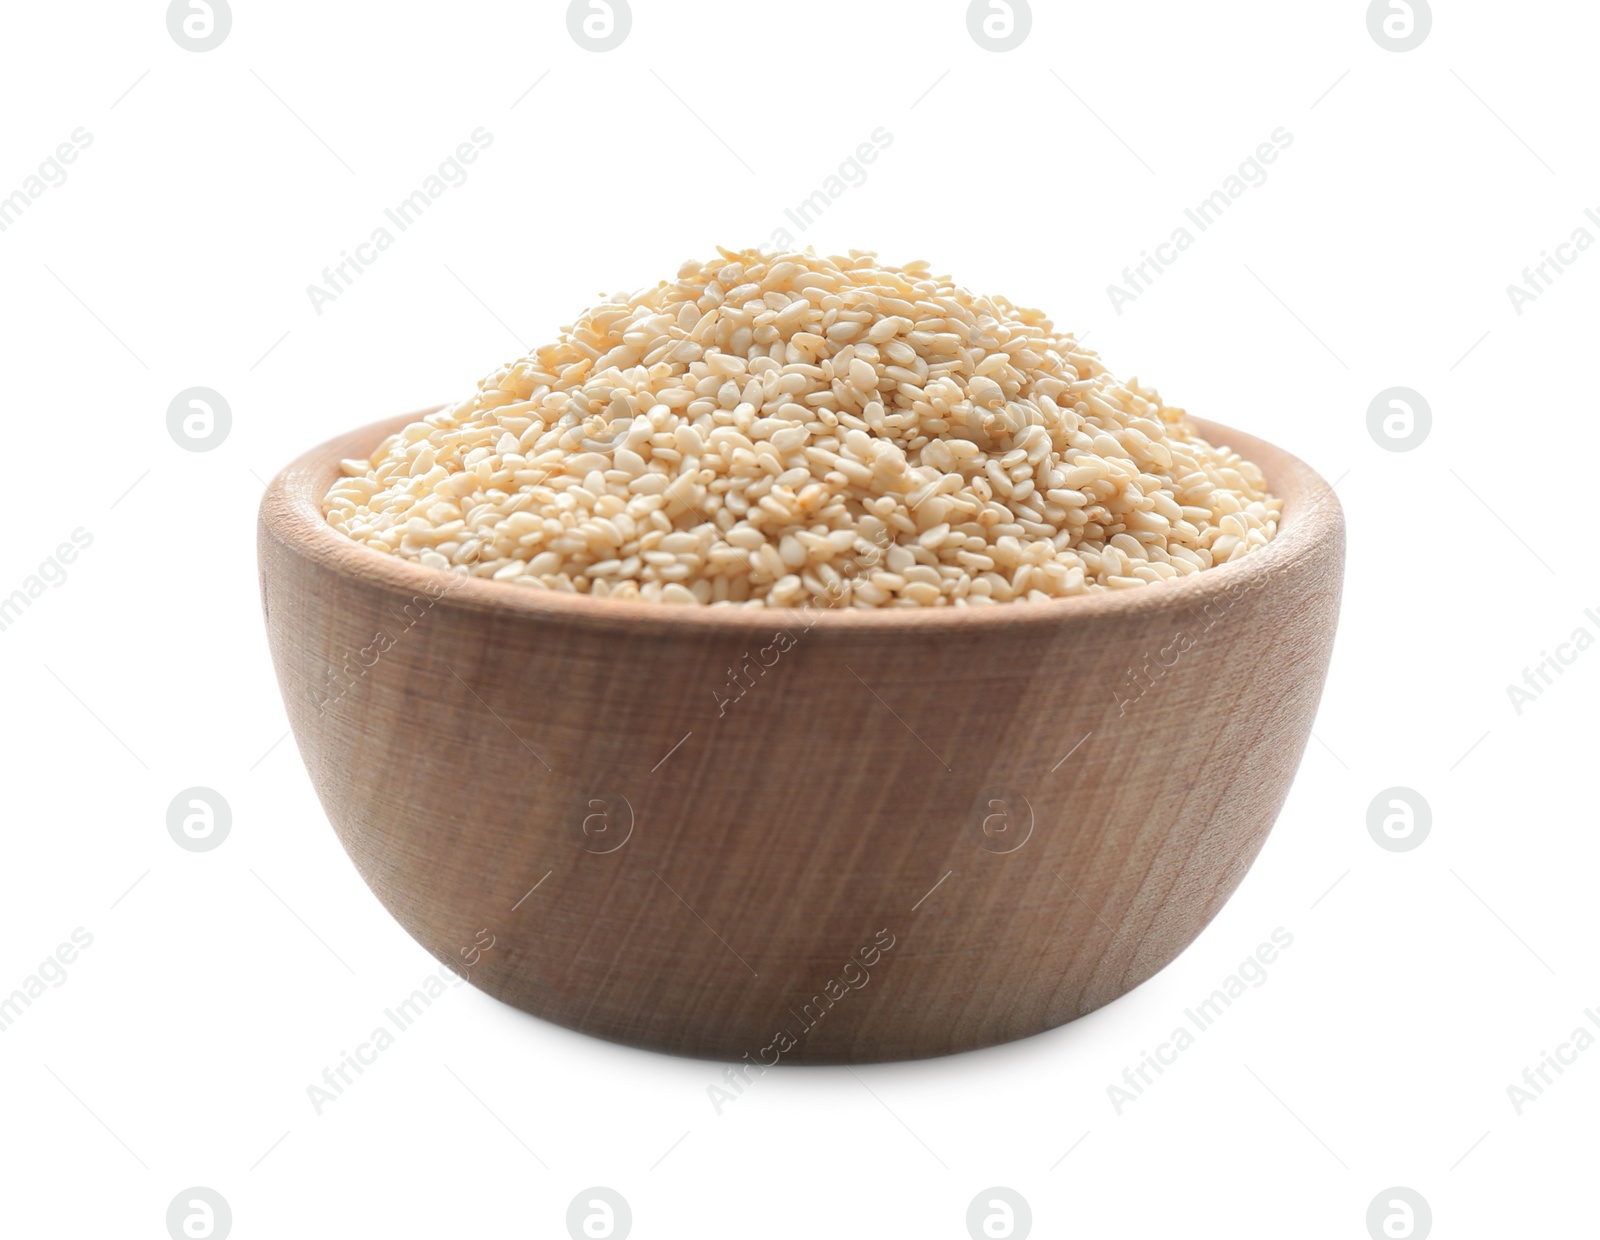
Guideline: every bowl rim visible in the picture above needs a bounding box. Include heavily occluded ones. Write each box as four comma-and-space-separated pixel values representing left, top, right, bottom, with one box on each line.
260, 408, 1344, 635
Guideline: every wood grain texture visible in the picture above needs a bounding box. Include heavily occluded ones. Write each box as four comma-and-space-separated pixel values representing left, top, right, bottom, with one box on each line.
258, 412, 1344, 1063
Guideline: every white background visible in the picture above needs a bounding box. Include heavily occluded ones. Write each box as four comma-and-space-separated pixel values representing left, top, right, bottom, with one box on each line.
1, 0, 1595, 1236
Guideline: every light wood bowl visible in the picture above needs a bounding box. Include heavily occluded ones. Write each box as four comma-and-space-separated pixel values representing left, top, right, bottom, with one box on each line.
259, 411, 1343, 1063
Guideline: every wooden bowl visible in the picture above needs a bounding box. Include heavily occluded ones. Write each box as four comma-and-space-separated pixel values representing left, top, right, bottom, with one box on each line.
258, 412, 1343, 1063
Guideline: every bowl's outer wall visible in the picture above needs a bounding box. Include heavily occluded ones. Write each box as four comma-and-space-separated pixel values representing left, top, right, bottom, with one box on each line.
258, 416, 1345, 1063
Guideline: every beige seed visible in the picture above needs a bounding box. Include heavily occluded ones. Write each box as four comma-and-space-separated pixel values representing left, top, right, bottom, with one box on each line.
325, 248, 1281, 608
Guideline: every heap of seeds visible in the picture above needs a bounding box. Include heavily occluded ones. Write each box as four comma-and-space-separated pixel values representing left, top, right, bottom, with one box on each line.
324, 248, 1281, 607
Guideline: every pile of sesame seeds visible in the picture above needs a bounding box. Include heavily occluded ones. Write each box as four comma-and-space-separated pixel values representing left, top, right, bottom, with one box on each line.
323, 248, 1281, 608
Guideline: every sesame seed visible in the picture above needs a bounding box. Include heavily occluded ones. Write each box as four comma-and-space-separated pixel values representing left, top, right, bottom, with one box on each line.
325, 249, 1281, 607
